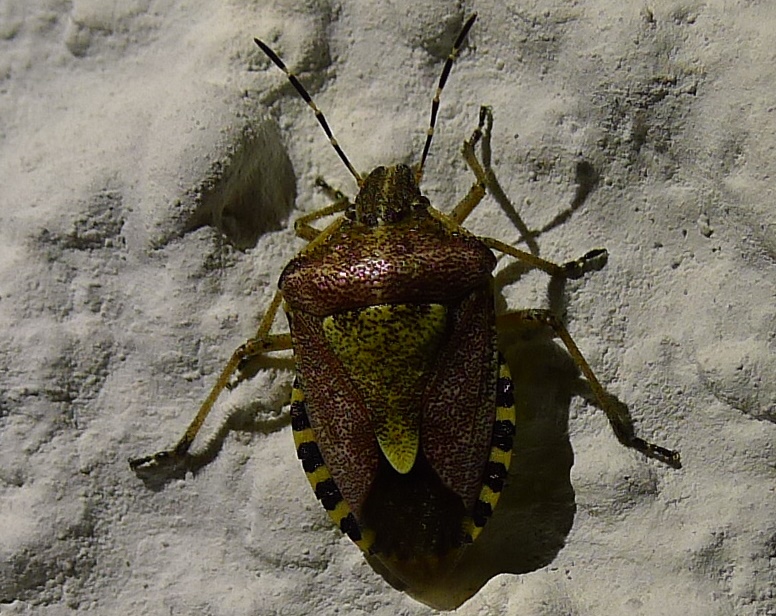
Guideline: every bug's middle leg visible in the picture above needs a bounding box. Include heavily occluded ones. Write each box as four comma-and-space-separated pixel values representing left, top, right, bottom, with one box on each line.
129, 290, 292, 471
483, 237, 608, 280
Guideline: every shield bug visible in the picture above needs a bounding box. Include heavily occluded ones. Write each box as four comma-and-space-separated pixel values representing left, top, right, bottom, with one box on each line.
130, 13, 680, 598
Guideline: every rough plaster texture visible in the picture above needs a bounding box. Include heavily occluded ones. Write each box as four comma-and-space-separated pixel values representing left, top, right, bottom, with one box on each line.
1, 1, 774, 614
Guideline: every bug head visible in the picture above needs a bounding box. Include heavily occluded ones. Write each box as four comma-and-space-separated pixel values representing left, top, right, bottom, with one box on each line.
349, 164, 430, 227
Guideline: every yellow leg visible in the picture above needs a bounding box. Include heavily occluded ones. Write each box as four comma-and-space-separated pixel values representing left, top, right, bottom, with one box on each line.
455, 106, 544, 255
130, 175, 359, 473
483, 237, 608, 280
450, 107, 490, 225
498, 309, 680, 467
129, 291, 292, 471
293, 178, 352, 241
453, 107, 610, 278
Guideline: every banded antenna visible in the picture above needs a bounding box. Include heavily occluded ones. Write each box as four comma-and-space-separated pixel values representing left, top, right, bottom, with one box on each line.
253, 36, 363, 185
416, 13, 478, 183
254, 13, 477, 188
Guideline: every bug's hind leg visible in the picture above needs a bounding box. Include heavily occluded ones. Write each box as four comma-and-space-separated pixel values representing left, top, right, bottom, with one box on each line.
129, 291, 292, 473
497, 309, 681, 468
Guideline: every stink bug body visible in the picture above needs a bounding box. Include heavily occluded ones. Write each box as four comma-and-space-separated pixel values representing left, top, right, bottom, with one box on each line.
130, 13, 680, 600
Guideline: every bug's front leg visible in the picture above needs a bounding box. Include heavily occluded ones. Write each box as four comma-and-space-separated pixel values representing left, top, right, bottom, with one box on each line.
458, 106, 610, 278
454, 106, 545, 256
129, 291, 292, 472
497, 309, 681, 468
449, 107, 489, 225
293, 178, 353, 242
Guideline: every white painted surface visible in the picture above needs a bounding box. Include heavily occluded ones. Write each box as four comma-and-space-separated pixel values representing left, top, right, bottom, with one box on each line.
1, 1, 774, 614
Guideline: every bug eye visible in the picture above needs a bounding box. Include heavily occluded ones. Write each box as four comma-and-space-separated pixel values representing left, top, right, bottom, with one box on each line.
413, 196, 431, 210
384, 207, 405, 224
362, 212, 378, 227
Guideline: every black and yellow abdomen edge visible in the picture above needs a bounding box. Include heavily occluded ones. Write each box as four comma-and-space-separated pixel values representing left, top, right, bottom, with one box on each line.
462, 352, 516, 543
290, 379, 377, 553
290, 353, 515, 553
